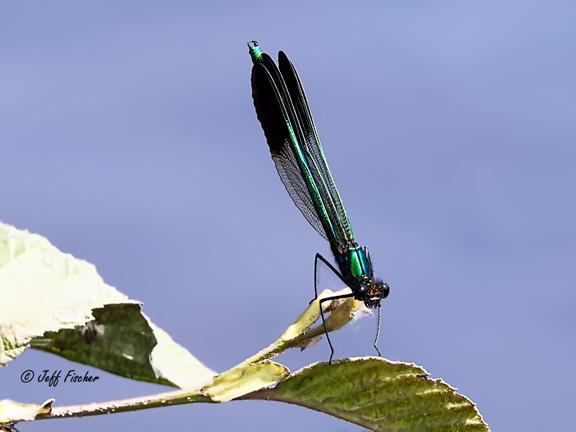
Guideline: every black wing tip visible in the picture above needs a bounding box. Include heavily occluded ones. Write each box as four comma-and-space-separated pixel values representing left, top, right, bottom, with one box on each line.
250, 61, 285, 155
278, 50, 298, 81
278, 51, 292, 68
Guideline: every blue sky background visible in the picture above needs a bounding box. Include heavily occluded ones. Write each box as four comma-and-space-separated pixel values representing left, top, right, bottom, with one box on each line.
1, 1, 575, 430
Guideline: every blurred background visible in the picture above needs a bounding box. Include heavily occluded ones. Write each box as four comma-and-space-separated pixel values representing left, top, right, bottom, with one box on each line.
1, 1, 575, 430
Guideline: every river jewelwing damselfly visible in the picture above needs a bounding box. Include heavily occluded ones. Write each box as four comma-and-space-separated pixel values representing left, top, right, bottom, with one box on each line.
248, 41, 390, 361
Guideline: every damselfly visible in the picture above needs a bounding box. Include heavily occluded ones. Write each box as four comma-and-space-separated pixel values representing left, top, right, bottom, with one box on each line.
248, 41, 390, 360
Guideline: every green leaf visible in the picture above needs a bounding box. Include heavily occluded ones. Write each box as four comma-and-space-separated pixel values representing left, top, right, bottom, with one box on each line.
0, 221, 215, 389
237, 288, 364, 366
204, 361, 290, 402
0, 398, 53, 425
32, 304, 215, 389
247, 357, 489, 432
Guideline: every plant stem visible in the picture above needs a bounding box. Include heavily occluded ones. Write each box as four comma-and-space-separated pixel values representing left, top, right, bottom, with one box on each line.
34, 389, 213, 421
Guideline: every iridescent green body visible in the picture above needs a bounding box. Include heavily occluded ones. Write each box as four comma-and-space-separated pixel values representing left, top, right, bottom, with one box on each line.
248, 41, 389, 308
347, 247, 372, 280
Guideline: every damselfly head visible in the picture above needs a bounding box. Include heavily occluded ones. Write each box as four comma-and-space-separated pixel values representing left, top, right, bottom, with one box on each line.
361, 279, 390, 308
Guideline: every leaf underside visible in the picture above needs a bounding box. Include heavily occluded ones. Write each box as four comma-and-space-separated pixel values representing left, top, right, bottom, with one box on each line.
0, 220, 215, 389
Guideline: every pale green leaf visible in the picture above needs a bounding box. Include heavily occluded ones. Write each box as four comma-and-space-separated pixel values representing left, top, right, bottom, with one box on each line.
238, 288, 364, 366
204, 361, 290, 402
0, 221, 215, 389
0, 398, 53, 425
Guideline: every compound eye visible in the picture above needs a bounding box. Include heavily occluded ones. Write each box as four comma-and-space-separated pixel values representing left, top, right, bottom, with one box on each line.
381, 283, 390, 298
